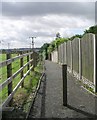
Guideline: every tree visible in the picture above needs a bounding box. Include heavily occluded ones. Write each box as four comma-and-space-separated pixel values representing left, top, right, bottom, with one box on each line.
40, 43, 50, 53
56, 32, 61, 39
84, 25, 97, 34
69, 34, 82, 40
40, 43, 50, 60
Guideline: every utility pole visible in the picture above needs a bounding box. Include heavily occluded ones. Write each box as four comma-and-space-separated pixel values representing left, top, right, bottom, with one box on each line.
29, 37, 36, 49
8, 43, 10, 49
0, 40, 3, 49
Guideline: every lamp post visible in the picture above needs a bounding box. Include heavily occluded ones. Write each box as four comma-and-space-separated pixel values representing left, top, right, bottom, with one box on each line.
29, 36, 36, 49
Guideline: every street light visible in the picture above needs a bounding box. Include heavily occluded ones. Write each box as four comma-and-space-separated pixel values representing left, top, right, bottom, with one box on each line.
29, 36, 36, 49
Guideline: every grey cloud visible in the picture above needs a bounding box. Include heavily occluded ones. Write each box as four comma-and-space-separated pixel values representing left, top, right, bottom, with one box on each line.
2, 2, 95, 19
95, 1, 97, 24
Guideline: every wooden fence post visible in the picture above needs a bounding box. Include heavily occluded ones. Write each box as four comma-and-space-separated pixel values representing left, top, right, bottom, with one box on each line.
30, 51, 34, 71
34, 52, 36, 67
27, 51, 30, 75
94, 34, 97, 93
7, 52, 13, 106
34, 52, 38, 67
20, 51, 24, 87
71, 41, 73, 73
79, 38, 82, 80
62, 64, 67, 106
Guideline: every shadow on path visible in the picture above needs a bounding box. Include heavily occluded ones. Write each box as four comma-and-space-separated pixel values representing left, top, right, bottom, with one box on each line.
40, 74, 46, 118
67, 104, 97, 119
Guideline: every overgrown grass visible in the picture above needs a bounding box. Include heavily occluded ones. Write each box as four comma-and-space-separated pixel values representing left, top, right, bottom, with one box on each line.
83, 83, 94, 93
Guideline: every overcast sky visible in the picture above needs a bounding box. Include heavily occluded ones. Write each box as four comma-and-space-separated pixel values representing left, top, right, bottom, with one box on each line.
0, 1, 96, 49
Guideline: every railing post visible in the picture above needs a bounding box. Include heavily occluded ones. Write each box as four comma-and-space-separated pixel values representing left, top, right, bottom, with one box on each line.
20, 51, 24, 87
62, 64, 67, 106
34, 52, 38, 67
34, 52, 36, 67
27, 51, 30, 75
30, 51, 34, 71
7, 52, 13, 106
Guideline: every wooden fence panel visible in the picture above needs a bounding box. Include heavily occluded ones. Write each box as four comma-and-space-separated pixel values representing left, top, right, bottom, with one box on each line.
61, 44, 64, 64
67, 41, 72, 69
58, 45, 61, 63
63, 42, 67, 64
81, 33, 94, 83
72, 38, 79, 74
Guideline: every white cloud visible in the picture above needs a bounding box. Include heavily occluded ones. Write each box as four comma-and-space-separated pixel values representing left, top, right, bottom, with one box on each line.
2, 0, 96, 2
0, 2, 95, 49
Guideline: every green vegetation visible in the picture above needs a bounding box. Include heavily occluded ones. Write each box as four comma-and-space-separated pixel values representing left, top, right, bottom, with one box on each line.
12, 62, 43, 113
84, 25, 97, 34
40, 25, 97, 60
83, 83, 94, 93
40, 33, 68, 59
48, 37, 68, 53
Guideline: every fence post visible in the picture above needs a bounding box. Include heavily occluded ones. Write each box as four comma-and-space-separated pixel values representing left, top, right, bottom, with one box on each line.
79, 38, 82, 80
35, 52, 38, 67
27, 51, 30, 74
70, 41, 73, 73
20, 51, 24, 87
63, 44, 64, 64
94, 34, 97, 92
34, 52, 36, 67
62, 64, 67, 106
30, 51, 34, 71
66, 42, 67, 64
7, 52, 13, 106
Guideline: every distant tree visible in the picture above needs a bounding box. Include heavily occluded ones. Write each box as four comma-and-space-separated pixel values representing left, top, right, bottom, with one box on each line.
84, 25, 97, 34
69, 34, 82, 40
40, 43, 50, 60
47, 42, 55, 53
56, 32, 61, 39
40, 43, 50, 53
55, 38, 68, 48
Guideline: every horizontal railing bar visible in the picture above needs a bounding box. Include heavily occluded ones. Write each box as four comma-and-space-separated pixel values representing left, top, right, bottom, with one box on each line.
0, 59, 33, 90
1, 66, 33, 108
0, 52, 33, 67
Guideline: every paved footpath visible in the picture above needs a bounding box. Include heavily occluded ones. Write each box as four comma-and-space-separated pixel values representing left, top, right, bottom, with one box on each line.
28, 60, 97, 119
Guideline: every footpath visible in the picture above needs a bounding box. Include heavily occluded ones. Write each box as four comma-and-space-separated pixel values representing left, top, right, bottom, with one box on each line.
28, 60, 97, 119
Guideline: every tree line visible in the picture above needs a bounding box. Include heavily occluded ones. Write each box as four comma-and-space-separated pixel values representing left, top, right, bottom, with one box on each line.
40, 25, 97, 59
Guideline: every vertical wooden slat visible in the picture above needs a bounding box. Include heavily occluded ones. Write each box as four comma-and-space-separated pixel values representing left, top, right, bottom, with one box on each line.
20, 51, 24, 87
79, 38, 82, 80
71, 41, 73, 73
30, 50, 34, 71
94, 34, 97, 92
34, 52, 37, 67
27, 51, 30, 75
7, 52, 13, 106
